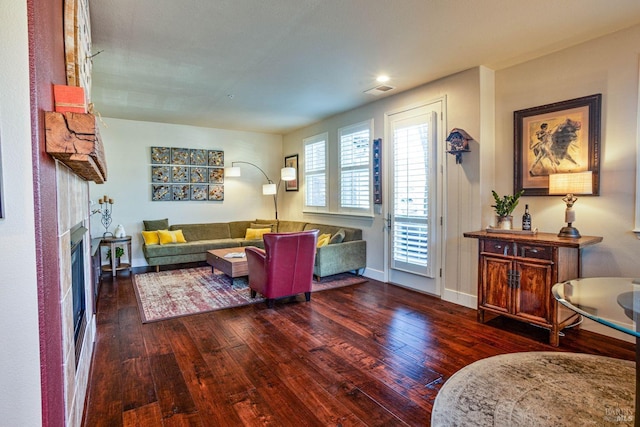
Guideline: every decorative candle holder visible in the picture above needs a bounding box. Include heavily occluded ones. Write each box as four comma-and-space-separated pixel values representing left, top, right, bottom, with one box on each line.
97, 194, 114, 237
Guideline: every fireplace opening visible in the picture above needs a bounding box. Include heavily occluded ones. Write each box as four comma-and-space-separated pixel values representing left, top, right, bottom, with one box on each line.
70, 224, 88, 367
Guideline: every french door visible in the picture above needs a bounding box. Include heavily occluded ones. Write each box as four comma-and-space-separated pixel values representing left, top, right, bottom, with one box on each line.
385, 101, 443, 295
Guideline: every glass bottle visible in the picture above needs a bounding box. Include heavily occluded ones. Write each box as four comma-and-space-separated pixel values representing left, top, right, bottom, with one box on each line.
522, 204, 532, 231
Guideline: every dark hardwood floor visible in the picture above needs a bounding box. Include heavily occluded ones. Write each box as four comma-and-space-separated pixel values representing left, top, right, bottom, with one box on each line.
83, 267, 634, 426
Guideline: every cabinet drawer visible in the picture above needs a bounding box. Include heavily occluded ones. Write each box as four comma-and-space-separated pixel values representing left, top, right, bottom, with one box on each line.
518, 244, 553, 260
484, 240, 511, 256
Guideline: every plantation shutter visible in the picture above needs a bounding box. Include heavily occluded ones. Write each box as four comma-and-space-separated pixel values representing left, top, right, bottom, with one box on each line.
304, 134, 327, 209
339, 121, 371, 212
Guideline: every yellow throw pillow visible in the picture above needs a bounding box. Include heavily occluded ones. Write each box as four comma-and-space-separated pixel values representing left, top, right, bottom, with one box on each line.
158, 229, 187, 245
317, 233, 331, 248
141, 230, 160, 245
245, 227, 271, 240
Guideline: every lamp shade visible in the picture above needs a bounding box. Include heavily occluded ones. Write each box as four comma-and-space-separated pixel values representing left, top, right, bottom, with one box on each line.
281, 167, 296, 181
224, 166, 241, 177
548, 171, 593, 195
262, 183, 277, 195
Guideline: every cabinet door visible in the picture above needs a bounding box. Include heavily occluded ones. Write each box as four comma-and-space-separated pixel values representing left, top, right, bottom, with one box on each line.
513, 259, 553, 324
481, 256, 511, 314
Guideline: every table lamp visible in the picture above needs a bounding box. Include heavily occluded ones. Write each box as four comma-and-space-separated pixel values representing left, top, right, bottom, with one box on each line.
548, 171, 593, 238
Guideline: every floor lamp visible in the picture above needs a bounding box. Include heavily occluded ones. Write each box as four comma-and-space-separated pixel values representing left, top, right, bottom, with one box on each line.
224, 161, 296, 219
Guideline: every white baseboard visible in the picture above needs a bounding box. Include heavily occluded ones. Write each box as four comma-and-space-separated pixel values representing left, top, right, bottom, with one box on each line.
442, 287, 477, 309
579, 317, 635, 344
362, 267, 384, 282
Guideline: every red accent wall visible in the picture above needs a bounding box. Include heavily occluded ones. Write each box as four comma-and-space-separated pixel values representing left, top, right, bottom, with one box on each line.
27, 0, 66, 425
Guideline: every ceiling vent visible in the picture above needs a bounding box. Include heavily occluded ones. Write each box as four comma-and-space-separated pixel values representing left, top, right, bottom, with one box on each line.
364, 85, 395, 96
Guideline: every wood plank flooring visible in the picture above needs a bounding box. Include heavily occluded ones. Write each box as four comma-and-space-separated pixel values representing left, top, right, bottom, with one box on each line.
83, 267, 635, 426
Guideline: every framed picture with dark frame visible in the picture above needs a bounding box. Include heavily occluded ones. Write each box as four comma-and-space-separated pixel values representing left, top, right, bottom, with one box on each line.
284, 154, 299, 191
514, 94, 601, 196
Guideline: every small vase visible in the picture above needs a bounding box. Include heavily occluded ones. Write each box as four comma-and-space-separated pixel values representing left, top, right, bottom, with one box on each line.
114, 224, 126, 238
496, 215, 513, 230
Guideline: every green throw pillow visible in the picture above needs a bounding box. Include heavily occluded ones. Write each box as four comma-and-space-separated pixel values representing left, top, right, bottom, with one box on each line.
143, 218, 169, 231
329, 229, 346, 244
251, 222, 276, 232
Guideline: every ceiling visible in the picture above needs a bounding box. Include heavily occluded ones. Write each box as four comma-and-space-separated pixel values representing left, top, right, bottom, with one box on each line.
89, 0, 640, 135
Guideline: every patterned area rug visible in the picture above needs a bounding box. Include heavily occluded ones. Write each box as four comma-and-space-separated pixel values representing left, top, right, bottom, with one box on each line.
432, 352, 635, 426
133, 267, 367, 323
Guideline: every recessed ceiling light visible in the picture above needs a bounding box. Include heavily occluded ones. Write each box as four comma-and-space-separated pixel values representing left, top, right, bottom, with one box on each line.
376, 75, 390, 83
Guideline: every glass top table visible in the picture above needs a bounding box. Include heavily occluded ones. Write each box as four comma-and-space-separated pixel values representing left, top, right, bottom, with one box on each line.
552, 277, 640, 338
553, 277, 639, 427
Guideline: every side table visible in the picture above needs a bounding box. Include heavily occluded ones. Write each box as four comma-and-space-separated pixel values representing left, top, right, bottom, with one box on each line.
99, 236, 132, 276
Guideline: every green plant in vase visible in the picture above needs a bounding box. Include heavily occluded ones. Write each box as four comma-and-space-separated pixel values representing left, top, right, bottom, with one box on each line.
491, 189, 524, 229
106, 246, 125, 265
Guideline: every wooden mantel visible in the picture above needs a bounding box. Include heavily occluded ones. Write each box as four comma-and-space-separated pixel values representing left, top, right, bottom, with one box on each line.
45, 111, 108, 183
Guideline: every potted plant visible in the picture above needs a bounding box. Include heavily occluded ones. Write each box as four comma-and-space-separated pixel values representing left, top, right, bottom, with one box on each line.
106, 246, 125, 266
491, 189, 524, 229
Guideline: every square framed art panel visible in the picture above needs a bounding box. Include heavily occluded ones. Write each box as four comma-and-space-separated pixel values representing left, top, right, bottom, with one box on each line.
514, 94, 601, 196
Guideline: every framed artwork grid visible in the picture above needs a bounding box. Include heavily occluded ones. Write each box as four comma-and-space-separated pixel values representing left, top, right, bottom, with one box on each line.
150, 147, 225, 201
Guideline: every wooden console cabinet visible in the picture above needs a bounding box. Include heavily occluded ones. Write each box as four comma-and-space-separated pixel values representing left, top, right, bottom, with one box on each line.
463, 231, 602, 346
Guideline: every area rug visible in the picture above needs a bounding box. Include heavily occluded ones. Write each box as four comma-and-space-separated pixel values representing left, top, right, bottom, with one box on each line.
133, 267, 367, 323
431, 352, 635, 427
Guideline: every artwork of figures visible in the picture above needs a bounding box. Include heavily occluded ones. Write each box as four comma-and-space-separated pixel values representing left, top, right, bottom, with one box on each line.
527, 118, 585, 176
150, 147, 225, 201
514, 94, 601, 196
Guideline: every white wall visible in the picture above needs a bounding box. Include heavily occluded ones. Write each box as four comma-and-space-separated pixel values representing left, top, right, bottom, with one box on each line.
0, 1, 43, 425
496, 25, 640, 277
90, 118, 283, 266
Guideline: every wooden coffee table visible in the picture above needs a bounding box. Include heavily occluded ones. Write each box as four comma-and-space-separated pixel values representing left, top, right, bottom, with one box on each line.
206, 247, 252, 284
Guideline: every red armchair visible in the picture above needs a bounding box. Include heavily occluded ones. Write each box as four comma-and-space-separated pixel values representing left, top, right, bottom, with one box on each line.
245, 230, 319, 308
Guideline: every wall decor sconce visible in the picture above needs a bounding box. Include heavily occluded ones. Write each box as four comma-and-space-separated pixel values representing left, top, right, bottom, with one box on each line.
97, 194, 114, 237
446, 128, 473, 164
224, 161, 295, 219
548, 171, 593, 238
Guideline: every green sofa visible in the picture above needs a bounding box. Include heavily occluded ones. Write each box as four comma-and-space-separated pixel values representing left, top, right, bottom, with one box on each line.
142, 218, 366, 279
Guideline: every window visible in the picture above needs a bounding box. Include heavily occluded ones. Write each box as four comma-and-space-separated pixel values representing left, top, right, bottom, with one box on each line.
339, 120, 372, 213
304, 133, 327, 210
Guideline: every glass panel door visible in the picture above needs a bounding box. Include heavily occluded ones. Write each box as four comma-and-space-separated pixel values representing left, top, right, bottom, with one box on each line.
387, 102, 441, 294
